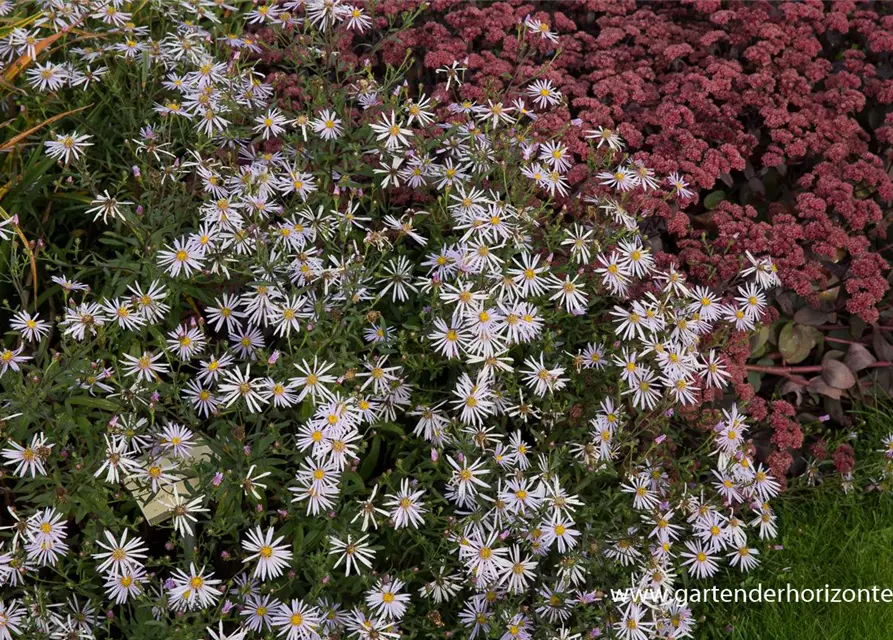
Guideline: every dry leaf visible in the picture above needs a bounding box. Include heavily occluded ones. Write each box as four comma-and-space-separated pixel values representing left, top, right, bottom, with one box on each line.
124, 444, 212, 526
0, 104, 92, 153
3, 29, 69, 84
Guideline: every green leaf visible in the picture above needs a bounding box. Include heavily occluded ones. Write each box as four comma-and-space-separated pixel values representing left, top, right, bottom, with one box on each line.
703, 190, 726, 210
340, 470, 366, 497
749, 325, 771, 357
358, 436, 380, 480
778, 323, 818, 364
66, 395, 120, 412
304, 528, 323, 551
747, 370, 762, 393
377, 422, 405, 436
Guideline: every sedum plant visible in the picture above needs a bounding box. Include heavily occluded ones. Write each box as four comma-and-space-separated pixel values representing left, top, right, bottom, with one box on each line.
0, 1, 783, 639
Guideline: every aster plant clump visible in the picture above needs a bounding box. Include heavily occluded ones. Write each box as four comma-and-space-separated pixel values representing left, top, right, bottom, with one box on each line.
1, 1, 784, 639
383, 0, 893, 324
374, 0, 893, 484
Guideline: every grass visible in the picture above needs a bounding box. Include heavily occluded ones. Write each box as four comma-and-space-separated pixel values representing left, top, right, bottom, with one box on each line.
704, 490, 893, 639
692, 404, 893, 639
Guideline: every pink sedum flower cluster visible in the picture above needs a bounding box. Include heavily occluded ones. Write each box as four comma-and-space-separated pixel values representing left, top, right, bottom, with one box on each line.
326, 0, 893, 324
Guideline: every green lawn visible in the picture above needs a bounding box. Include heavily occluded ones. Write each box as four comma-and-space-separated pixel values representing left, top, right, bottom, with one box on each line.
699, 488, 893, 639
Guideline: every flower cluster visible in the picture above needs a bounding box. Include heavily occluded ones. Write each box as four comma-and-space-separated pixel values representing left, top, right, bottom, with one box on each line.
362, 1, 893, 322
874, 433, 893, 490
0, 1, 790, 639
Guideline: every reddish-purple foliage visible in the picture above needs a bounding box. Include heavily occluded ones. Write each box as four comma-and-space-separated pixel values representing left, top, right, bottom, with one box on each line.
375, 0, 893, 325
